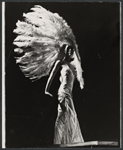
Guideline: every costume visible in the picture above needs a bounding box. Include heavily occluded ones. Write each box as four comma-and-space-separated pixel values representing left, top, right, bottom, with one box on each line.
54, 65, 84, 144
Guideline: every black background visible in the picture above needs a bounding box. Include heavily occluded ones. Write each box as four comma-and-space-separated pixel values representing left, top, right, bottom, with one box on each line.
5, 2, 120, 148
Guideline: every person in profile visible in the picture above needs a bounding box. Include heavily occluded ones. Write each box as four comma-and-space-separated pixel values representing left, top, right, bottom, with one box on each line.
13, 5, 84, 144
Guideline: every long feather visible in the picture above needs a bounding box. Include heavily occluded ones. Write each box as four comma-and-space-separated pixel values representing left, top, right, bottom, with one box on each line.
13, 5, 77, 81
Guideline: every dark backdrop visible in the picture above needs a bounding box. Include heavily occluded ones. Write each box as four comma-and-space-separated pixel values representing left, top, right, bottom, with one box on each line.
5, 2, 120, 148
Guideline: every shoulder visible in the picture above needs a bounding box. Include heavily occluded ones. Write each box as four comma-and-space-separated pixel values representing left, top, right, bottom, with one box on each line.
61, 64, 72, 76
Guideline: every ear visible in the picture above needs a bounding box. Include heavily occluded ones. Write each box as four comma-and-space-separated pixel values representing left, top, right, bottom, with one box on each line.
64, 45, 74, 62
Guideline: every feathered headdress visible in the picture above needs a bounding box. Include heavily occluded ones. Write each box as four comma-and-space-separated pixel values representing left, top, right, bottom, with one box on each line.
13, 5, 84, 96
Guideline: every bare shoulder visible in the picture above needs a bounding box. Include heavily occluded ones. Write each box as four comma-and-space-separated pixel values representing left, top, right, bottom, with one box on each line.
61, 65, 73, 76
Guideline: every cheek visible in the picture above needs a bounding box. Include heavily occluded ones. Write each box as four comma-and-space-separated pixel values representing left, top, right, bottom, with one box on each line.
75, 50, 81, 61
59, 76, 62, 82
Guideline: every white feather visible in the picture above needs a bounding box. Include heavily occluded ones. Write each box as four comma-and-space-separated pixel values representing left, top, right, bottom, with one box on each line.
13, 5, 79, 81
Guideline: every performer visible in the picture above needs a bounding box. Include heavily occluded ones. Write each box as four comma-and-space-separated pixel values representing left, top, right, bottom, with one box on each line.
13, 5, 84, 144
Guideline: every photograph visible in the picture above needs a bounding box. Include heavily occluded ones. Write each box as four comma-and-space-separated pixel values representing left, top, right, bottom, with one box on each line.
3, 2, 121, 148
